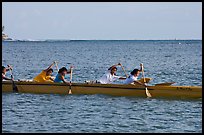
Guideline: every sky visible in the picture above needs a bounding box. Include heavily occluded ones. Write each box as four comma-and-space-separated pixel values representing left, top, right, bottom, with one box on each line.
2, 2, 202, 40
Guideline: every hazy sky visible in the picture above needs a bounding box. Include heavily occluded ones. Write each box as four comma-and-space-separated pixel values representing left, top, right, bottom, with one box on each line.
2, 2, 202, 40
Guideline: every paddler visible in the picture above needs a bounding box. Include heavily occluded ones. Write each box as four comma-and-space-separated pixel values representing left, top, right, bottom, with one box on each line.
2, 65, 13, 81
33, 61, 56, 82
54, 66, 72, 85
98, 63, 126, 84
123, 64, 146, 86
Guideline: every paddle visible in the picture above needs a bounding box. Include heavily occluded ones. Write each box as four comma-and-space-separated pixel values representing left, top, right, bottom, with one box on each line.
120, 63, 128, 78
54, 61, 59, 71
141, 63, 152, 98
7, 65, 18, 92
68, 67, 73, 94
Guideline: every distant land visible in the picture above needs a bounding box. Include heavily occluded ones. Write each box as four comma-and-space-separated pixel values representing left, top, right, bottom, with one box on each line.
2, 39, 202, 42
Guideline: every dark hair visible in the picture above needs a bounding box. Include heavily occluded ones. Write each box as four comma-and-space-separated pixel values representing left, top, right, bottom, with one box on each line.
2, 66, 6, 72
58, 67, 67, 73
47, 68, 53, 73
108, 66, 117, 71
130, 69, 140, 75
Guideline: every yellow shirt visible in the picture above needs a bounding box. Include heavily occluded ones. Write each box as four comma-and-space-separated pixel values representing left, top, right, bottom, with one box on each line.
33, 70, 53, 82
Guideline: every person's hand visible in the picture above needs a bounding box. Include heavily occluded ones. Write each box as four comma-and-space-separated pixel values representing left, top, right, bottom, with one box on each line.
7, 65, 13, 70
138, 82, 146, 87
142, 82, 147, 87
140, 63, 143, 67
53, 61, 57, 64
118, 63, 122, 66
70, 65, 74, 69
66, 82, 71, 85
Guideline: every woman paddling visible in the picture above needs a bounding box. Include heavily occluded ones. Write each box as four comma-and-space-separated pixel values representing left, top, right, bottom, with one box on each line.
98, 63, 126, 84
123, 64, 146, 86
33, 61, 56, 82
2, 65, 13, 81
54, 66, 72, 85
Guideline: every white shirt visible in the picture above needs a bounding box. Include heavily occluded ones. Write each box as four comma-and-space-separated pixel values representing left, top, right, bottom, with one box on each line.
123, 75, 138, 84
99, 71, 121, 84
2, 73, 6, 80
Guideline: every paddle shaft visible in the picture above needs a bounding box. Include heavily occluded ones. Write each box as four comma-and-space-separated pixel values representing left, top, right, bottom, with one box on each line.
68, 67, 73, 94
9, 68, 14, 80
142, 67, 146, 84
120, 64, 128, 78
141, 64, 152, 98
8, 66, 18, 92
55, 62, 59, 71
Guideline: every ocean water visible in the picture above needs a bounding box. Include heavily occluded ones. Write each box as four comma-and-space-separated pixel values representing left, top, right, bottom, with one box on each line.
2, 40, 202, 133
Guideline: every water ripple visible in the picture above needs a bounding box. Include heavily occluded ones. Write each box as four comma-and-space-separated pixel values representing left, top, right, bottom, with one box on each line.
2, 40, 202, 133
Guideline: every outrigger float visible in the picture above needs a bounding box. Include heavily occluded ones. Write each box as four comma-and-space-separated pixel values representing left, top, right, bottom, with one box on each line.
2, 78, 202, 99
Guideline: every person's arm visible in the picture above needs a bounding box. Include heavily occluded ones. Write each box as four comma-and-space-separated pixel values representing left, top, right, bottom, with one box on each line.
113, 75, 126, 80
6, 65, 12, 71
49, 77, 54, 81
67, 70, 71, 74
66, 66, 74, 74
134, 80, 146, 87
60, 75, 70, 85
2, 75, 12, 81
108, 63, 121, 70
119, 77, 126, 80
44, 61, 56, 72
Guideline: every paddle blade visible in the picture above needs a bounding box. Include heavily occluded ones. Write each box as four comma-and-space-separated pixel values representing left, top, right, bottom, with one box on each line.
12, 81, 18, 92
145, 87, 152, 98
68, 89, 72, 94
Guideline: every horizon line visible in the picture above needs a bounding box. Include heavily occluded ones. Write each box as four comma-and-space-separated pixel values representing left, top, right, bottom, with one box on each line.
8, 38, 202, 41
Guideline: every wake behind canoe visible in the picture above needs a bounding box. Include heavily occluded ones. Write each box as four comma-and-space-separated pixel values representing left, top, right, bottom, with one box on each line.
2, 81, 202, 99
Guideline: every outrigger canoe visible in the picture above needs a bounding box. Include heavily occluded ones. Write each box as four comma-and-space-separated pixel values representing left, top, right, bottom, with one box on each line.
2, 79, 202, 99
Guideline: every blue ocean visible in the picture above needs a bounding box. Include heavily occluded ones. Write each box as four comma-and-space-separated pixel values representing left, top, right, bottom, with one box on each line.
2, 40, 202, 133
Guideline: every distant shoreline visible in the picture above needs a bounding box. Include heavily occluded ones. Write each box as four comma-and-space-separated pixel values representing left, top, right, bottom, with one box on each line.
2, 39, 202, 42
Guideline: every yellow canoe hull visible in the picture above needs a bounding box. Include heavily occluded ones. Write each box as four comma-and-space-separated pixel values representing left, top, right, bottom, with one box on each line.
2, 81, 202, 99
